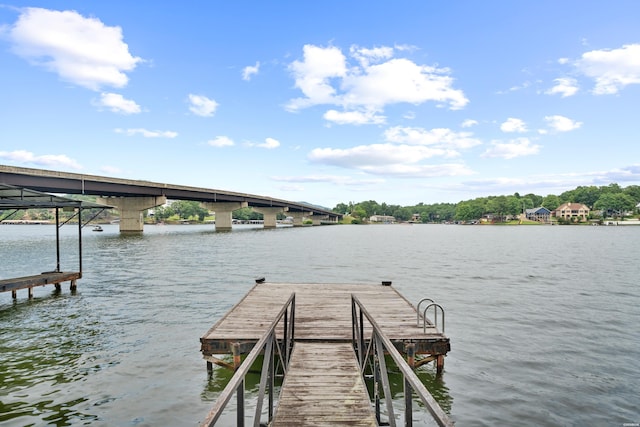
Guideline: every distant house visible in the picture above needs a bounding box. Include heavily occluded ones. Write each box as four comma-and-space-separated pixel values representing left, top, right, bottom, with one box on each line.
554, 202, 590, 221
525, 207, 551, 222
369, 215, 396, 223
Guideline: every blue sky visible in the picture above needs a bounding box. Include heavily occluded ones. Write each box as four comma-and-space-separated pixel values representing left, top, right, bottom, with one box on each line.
1, 2, 639, 208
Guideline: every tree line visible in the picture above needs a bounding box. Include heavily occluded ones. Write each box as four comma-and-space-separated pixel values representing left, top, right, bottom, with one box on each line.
332, 183, 640, 223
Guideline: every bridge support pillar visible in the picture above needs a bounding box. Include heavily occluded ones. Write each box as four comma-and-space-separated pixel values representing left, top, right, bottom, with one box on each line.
98, 196, 166, 233
290, 211, 312, 227
311, 214, 329, 225
252, 207, 287, 228
202, 202, 248, 231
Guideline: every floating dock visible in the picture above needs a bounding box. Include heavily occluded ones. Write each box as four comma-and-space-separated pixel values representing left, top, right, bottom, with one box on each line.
200, 281, 451, 426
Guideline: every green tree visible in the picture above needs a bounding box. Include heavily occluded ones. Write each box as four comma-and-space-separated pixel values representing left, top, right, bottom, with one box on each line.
542, 194, 561, 211
594, 193, 636, 218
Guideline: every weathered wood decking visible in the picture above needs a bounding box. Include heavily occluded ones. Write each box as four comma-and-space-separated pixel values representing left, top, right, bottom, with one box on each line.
200, 282, 450, 356
0, 271, 81, 299
200, 282, 451, 426
272, 342, 377, 426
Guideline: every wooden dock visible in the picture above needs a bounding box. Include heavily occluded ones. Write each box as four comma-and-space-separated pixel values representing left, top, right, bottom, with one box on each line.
0, 271, 81, 299
272, 342, 377, 426
200, 281, 451, 426
201, 282, 450, 358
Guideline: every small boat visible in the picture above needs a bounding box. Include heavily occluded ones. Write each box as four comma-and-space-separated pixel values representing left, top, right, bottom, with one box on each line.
92, 225, 103, 232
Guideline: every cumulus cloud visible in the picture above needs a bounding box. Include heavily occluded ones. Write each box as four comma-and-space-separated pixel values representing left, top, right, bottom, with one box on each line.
286, 44, 468, 122
242, 61, 260, 81
481, 138, 540, 159
544, 115, 582, 132
576, 43, 640, 94
461, 119, 478, 128
245, 137, 280, 149
96, 93, 141, 114
500, 118, 527, 133
307, 125, 480, 178
6, 7, 142, 90
114, 128, 177, 138
188, 94, 218, 117
0, 149, 82, 169
208, 136, 235, 147
100, 165, 123, 174
546, 77, 579, 97
323, 109, 386, 125
271, 174, 385, 186
385, 126, 481, 150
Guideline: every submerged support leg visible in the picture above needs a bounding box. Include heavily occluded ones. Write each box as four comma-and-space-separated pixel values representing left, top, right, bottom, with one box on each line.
70, 279, 77, 291
206, 360, 213, 375
55, 283, 61, 291
436, 354, 445, 374
12, 290, 17, 299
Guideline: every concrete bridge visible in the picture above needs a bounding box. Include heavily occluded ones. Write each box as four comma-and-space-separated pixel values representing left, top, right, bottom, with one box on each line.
0, 165, 341, 232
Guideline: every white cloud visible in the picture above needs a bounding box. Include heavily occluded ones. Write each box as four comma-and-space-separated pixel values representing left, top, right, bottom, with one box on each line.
115, 128, 177, 138
96, 93, 141, 114
461, 119, 478, 128
271, 174, 385, 186
481, 138, 540, 159
349, 45, 394, 67
546, 77, 579, 97
242, 61, 260, 81
259, 137, 280, 149
208, 136, 235, 147
7, 7, 141, 90
323, 109, 386, 125
310, 144, 447, 168
188, 94, 218, 117
308, 144, 474, 178
544, 115, 582, 132
500, 117, 527, 133
0, 149, 82, 169
384, 126, 481, 150
576, 43, 640, 94
286, 44, 468, 115
245, 137, 280, 149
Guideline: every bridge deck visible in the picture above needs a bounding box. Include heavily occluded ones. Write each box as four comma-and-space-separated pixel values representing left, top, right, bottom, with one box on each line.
200, 282, 450, 356
0, 271, 81, 298
272, 341, 377, 426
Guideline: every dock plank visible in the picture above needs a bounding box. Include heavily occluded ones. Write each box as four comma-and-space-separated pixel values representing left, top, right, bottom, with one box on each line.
271, 342, 376, 427
200, 282, 449, 355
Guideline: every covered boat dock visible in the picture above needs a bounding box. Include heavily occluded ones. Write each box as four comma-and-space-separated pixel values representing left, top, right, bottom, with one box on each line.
0, 183, 112, 298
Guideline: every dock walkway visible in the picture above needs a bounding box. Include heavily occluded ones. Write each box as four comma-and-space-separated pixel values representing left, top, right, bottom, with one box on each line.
272, 342, 377, 426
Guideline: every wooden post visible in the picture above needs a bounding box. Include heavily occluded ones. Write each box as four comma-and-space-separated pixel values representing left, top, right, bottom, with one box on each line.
12, 290, 17, 299
406, 342, 415, 369
70, 279, 77, 291
206, 360, 213, 375
28, 287, 33, 299
55, 283, 61, 291
232, 343, 241, 370
436, 354, 445, 374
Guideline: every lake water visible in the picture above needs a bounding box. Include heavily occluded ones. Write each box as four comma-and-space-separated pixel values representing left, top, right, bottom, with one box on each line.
1, 223, 638, 426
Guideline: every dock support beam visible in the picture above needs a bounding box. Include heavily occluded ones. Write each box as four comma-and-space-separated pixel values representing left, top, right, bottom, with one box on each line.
202, 202, 248, 232
436, 354, 445, 374
252, 207, 287, 228
98, 196, 167, 233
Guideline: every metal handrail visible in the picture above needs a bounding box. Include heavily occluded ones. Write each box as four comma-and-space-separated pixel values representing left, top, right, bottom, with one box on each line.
422, 303, 445, 333
416, 298, 434, 326
201, 292, 296, 427
352, 295, 454, 427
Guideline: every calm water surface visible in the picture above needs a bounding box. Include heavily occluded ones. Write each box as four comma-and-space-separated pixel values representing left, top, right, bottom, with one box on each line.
1, 223, 638, 426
